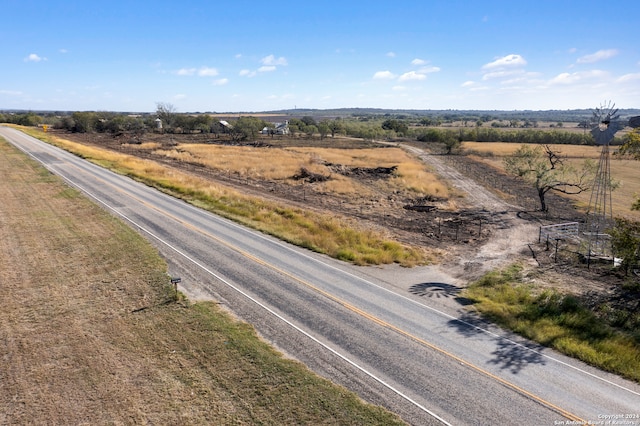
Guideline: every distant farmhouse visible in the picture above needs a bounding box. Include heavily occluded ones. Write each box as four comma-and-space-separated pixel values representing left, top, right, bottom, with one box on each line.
261, 120, 289, 135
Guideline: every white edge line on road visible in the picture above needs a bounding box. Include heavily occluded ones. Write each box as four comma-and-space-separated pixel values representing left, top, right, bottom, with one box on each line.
7, 135, 451, 426
5, 127, 637, 413
174, 187, 640, 398
81, 183, 452, 426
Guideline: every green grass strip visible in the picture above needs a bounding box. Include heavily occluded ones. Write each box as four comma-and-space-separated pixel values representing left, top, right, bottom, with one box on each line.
465, 264, 640, 382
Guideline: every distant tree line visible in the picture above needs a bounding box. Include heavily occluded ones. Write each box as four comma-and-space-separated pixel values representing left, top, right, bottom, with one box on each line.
416, 127, 597, 145
265, 107, 640, 125
2, 108, 633, 146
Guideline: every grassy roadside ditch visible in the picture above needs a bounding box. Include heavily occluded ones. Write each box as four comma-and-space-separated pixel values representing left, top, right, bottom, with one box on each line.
0, 135, 406, 424
15, 126, 428, 267
464, 264, 640, 382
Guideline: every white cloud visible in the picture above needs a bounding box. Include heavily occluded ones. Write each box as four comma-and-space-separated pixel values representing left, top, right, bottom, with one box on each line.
213, 78, 229, 86
392, 85, 407, 91
398, 71, 426, 82
373, 70, 396, 80
549, 70, 608, 85
0, 89, 23, 95
482, 54, 526, 70
482, 69, 524, 81
59, 48, 68, 54
197, 67, 218, 77
176, 66, 218, 77
386, 52, 396, 58
261, 54, 288, 66
373, 65, 438, 84
617, 73, 640, 83
176, 68, 196, 76
577, 49, 618, 64
549, 72, 578, 84
238, 55, 286, 77
418, 66, 440, 74
24, 53, 46, 62
173, 94, 187, 100
461, 80, 489, 91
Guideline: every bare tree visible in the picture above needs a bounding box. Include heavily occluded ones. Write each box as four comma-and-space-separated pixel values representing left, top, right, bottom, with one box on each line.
504, 144, 596, 212
155, 102, 178, 131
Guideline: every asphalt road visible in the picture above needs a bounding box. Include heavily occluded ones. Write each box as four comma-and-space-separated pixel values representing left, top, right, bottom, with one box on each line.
2, 126, 639, 425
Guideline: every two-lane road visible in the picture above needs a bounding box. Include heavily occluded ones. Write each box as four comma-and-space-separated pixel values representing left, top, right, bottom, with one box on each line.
2, 126, 639, 425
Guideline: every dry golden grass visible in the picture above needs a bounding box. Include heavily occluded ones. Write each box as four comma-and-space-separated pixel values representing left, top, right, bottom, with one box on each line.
462, 141, 603, 158
462, 142, 640, 220
17, 127, 429, 266
124, 141, 161, 150
391, 161, 449, 196
156, 144, 449, 198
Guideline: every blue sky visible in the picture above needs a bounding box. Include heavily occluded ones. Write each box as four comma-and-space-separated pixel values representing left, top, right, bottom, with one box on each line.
2, 0, 639, 112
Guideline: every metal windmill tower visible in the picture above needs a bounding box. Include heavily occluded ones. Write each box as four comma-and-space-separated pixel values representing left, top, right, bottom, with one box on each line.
584, 101, 622, 260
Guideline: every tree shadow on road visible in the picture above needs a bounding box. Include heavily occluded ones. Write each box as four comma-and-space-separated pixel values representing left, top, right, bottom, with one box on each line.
487, 338, 547, 374
447, 312, 547, 374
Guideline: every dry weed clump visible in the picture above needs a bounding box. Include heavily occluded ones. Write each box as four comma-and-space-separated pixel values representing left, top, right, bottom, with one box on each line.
312, 176, 371, 196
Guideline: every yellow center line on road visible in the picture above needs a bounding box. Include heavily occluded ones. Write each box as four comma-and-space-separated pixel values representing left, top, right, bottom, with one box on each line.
67, 158, 586, 424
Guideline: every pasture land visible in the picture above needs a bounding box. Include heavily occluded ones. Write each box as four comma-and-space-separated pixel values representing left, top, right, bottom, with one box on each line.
461, 142, 640, 220
153, 144, 449, 197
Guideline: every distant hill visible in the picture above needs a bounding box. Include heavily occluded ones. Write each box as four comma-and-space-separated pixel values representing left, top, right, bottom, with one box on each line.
261, 108, 640, 123
3, 107, 640, 124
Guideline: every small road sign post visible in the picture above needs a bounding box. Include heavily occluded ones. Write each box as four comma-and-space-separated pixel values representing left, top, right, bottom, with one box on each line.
170, 277, 181, 299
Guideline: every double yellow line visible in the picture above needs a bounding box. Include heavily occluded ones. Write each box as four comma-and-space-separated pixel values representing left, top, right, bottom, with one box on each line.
64, 152, 585, 423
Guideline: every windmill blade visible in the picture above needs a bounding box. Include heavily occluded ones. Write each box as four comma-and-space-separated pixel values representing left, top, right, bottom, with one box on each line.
629, 116, 640, 128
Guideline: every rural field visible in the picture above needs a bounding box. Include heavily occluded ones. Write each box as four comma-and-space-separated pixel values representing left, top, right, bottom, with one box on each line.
461, 141, 640, 221
2, 123, 639, 423
0, 135, 405, 424
23, 125, 640, 284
